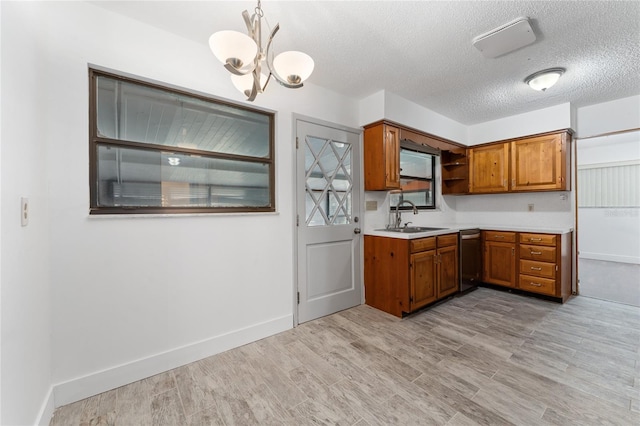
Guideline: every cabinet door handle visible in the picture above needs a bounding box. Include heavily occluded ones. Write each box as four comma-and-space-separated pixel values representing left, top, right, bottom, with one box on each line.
530, 266, 542, 271
530, 251, 542, 255
530, 282, 542, 287
512, 248, 515, 256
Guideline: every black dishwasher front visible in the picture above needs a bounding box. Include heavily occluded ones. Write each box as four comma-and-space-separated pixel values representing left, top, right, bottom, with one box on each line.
459, 229, 481, 293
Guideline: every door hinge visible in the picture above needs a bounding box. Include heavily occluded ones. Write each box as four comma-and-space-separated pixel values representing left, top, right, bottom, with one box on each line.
297, 292, 300, 304
296, 214, 299, 226
296, 137, 299, 149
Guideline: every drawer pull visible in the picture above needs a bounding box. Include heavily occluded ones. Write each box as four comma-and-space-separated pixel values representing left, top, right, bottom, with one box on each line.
530, 282, 542, 287
529, 238, 542, 242
494, 235, 505, 239
530, 251, 542, 255
530, 267, 542, 271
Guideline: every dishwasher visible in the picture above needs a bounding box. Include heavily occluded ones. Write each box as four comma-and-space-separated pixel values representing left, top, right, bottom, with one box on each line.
459, 229, 481, 293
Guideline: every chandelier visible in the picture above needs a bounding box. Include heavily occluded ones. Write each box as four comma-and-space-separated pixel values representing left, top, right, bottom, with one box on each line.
208, 0, 314, 101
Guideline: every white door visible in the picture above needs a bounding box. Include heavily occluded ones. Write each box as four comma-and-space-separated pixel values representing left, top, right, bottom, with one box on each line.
296, 117, 362, 324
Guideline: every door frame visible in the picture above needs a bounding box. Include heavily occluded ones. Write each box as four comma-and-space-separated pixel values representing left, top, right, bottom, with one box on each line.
292, 113, 365, 326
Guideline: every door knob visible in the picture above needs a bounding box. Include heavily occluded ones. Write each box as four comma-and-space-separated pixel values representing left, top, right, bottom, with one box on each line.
354, 228, 361, 234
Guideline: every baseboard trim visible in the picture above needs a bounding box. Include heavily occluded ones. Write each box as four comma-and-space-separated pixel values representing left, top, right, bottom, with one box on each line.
53, 314, 293, 407
35, 386, 55, 426
579, 252, 640, 264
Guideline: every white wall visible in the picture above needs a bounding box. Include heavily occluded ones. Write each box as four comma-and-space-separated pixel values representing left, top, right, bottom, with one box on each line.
359, 92, 467, 230
575, 98, 640, 306
358, 90, 468, 144
0, 3, 3, 423
363, 157, 459, 231
2, 1, 359, 423
1, 2, 53, 425
574, 97, 640, 262
455, 103, 575, 229
576, 131, 640, 263
361, 96, 576, 232
576, 95, 640, 137
467, 102, 572, 146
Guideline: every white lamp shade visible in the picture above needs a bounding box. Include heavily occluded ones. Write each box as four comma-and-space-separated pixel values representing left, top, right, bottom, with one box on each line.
526, 69, 563, 91
273, 51, 314, 84
208, 30, 257, 68
231, 72, 268, 95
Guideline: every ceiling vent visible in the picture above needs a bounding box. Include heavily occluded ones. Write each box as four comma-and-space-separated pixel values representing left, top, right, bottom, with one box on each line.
473, 18, 536, 58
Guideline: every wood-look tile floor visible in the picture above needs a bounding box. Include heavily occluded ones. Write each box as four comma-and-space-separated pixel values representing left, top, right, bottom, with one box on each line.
51, 288, 640, 425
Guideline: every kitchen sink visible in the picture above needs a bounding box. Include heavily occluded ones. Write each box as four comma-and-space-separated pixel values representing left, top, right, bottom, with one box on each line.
378, 226, 449, 233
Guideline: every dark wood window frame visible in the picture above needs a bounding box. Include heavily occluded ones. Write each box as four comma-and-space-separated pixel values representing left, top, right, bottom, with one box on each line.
89, 68, 276, 215
391, 147, 437, 211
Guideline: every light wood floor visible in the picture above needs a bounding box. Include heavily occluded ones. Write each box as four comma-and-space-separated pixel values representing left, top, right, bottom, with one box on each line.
51, 288, 640, 425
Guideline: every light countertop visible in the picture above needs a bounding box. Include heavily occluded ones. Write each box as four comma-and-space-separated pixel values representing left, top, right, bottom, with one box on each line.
364, 224, 574, 239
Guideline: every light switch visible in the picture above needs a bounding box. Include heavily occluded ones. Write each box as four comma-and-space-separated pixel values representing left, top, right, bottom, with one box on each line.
21, 197, 29, 226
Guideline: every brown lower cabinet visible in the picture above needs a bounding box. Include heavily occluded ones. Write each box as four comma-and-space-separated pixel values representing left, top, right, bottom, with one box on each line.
364, 233, 459, 317
482, 230, 573, 302
482, 231, 517, 287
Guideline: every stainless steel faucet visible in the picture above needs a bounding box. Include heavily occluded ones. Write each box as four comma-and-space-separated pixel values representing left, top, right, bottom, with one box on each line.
394, 200, 418, 228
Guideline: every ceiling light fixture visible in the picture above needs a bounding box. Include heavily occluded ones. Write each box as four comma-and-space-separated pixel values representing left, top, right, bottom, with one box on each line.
525, 68, 565, 91
208, 0, 314, 101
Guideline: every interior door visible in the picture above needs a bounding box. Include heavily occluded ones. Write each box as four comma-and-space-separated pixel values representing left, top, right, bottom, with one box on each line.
296, 117, 362, 324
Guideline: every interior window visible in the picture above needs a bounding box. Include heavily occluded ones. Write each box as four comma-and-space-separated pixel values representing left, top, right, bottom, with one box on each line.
390, 145, 437, 210
89, 69, 275, 214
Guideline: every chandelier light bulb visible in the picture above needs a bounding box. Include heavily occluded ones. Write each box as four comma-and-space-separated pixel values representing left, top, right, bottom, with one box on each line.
273, 51, 315, 85
209, 30, 258, 69
525, 68, 565, 91
231, 72, 268, 97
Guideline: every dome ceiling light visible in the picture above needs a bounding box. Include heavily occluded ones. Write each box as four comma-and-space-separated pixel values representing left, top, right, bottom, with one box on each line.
209, 0, 314, 101
525, 68, 566, 91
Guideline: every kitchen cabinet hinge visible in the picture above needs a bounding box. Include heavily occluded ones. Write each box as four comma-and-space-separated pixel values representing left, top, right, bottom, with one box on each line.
297, 292, 300, 304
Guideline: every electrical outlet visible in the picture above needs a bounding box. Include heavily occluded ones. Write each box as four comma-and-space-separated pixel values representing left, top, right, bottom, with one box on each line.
527, 203, 534, 212
365, 200, 378, 211
21, 197, 29, 226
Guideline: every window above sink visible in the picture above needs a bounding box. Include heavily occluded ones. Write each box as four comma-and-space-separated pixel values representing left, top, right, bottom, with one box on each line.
390, 140, 438, 211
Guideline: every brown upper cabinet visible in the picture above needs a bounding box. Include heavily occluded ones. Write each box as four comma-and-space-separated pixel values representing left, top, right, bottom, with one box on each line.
510, 132, 569, 191
469, 143, 510, 193
468, 130, 571, 194
363, 123, 401, 190
364, 121, 464, 191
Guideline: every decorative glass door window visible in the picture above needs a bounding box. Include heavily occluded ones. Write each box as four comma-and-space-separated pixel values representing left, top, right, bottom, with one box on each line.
304, 136, 352, 226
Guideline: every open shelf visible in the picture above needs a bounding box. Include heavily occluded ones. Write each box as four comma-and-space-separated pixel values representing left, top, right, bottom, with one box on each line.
441, 149, 469, 194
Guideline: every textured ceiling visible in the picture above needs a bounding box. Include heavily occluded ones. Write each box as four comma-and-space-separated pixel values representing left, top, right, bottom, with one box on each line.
90, 0, 640, 125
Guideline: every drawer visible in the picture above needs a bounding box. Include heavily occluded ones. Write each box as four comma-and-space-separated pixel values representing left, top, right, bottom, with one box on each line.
411, 237, 436, 253
520, 259, 556, 279
483, 231, 516, 243
520, 233, 557, 246
519, 275, 556, 296
437, 233, 458, 248
520, 244, 556, 262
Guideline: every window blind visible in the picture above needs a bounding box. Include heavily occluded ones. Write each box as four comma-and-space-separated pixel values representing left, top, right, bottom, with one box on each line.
578, 160, 640, 207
